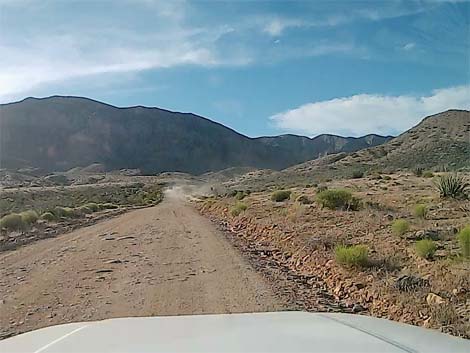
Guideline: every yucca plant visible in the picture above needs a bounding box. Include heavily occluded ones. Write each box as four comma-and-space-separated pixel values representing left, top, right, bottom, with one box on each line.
434, 173, 469, 199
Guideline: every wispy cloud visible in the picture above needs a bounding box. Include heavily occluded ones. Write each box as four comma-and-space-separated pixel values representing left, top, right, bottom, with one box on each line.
402, 42, 416, 50
270, 86, 470, 137
257, 1, 431, 37
0, 1, 247, 101
0, 0, 464, 102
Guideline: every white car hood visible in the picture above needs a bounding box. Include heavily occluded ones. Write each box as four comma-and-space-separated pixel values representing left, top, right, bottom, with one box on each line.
0, 312, 468, 353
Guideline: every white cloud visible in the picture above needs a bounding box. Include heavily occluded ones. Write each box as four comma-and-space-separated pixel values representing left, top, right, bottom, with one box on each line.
0, 41, 218, 100
262, 18, 305, 36
258, 2, 430, 37
270, 86, 470, 137
402, 42, 416, 50
0, 1, 246, 102
0, 0, 462, 103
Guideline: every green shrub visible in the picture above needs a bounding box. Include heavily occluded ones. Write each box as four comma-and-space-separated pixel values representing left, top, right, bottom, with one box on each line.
413, 204, 428, 219
423, 171, 434, 178
457, 225, 470, 258
100, 203, 119, 209
20, 210, 39, 225
415, 239, 436, 259
413, 167, 424, 177
271, 190, 291, 202
392, 219, 410, 236
335, 245, 369, 267
382, 175, 392, 180
316, 189, 361, 211
434, 173, 469, 199
235, 191, 247, 200
40, 212, 56, 222
84, 203, 100, 212
0, 213, 25, 232
78, 205, 93, 214
230, 202, 248, 216
351, 170, 364, 179
54, 206, 75, 218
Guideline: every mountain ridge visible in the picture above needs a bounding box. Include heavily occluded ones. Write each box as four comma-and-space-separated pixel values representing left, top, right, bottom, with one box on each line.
0, 96, 394, 174
6, 95, 394, 141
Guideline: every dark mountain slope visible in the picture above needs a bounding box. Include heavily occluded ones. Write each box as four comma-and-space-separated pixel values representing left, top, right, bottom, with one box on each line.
0, 96, 392, 174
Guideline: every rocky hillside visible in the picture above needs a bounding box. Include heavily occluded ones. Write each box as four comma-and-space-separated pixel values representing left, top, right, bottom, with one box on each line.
227, 110, 470, 189
0, 96, 391, 174
336, 109, 470, 170
290, 109, 470, 174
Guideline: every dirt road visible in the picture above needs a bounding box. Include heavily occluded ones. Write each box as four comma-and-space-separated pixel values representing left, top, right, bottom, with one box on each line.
0, 191, 284, 339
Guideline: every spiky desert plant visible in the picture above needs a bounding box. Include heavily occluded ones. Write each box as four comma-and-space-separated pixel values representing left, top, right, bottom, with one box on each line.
434, 173, 469, 199
415, 239, 436, 259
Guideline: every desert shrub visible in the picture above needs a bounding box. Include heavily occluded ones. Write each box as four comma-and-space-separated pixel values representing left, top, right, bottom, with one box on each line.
316, 185, 328, 193
236, 202, 247, 211
316, 189, 361, 211
40, 212, 56, 222
430, 304, 460, 326
20, 210, 39, 225
457, 225, 470, 258
84, 202, 100, 212
335, 245, 369, 267
382, 175, 392, 180
413, 167, 424, 177
271, 190, 291, 202
392, 219, 410, 236
74, 206, 95, 217
415, 239, 436, 259
434, 173, 468, 199
351, 170, 364, 179
0, 213, 25, 232
296, 195, 313, 205
230, 208, 241, 216
367, 170, 382, 180
235, 191, 247, 200
423, 171, 434, 178
78, 205, 93, 214
230, 202, 247, 216
413, 204, 428, 219
54, 206, 75, 218
100, 203, 119, 209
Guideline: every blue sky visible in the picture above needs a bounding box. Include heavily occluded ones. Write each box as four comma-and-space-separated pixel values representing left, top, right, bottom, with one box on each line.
0, 0, 469, 137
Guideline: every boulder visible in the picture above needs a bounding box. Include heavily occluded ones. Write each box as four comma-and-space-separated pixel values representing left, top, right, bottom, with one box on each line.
412, 229, 440, 241
426, 293, 445, 306
395, 275, 429, 292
